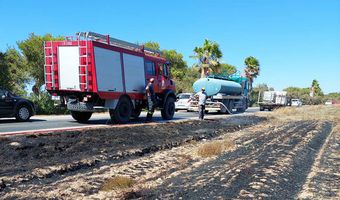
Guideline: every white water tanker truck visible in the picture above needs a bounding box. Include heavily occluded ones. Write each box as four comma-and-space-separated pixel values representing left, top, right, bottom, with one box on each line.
188, 75, 250, 114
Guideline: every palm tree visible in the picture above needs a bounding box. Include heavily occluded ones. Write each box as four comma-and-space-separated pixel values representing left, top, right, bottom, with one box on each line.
311, 79, 322, 96
244, 56, 260, 90
191, 39, 222, 78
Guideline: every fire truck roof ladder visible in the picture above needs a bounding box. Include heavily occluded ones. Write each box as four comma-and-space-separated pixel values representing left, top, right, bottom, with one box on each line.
76, 32, 162, 55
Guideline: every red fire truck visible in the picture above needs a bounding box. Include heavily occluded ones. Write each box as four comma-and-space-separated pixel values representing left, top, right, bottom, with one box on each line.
44, 32, 176, 123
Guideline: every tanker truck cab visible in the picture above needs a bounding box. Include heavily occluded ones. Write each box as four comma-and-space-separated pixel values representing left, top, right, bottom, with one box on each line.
44, 32, 176, 123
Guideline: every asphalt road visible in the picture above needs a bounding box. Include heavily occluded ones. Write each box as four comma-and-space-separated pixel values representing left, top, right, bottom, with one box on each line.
0, 107, 259, 135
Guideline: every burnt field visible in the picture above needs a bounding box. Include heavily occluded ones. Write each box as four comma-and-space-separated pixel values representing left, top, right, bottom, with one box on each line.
0, 106, 339, 199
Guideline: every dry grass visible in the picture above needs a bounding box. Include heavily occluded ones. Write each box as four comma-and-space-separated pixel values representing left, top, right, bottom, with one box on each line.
197, 139, 235, 158
177, 154, 193, 161
198, 141, 223, 157
188, 140, 198, 145
269, 105, 340, 123
223, 138, 236, 150
101, 176, 136, 191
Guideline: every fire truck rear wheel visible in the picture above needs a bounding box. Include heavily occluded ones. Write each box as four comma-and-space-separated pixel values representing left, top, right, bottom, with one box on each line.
161, 96, 175, 120
131, 107, 142, 119
71, 111, 92, 123
110, 97, 132, 123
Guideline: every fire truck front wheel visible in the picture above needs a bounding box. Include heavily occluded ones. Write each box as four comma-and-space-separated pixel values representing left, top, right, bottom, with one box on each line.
110, 96, 132, 123
131, 107, 142, 119
71, 111, 93, 123
161, 96, 175, 120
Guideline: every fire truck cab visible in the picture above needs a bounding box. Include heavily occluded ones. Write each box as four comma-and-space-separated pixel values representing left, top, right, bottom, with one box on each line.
44, 32, 176, 123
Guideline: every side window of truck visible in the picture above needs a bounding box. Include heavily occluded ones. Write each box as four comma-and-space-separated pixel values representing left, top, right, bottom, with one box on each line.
163, 64, 169, 77
158, 63, 163, 75
145, 60, 155, 75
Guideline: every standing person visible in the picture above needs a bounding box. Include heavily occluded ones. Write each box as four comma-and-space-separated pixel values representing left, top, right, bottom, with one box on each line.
145, 78, 156, 121
195, 87, 207, 120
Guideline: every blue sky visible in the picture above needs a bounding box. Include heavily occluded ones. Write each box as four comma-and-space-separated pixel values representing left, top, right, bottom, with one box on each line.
0, 0, 339, 93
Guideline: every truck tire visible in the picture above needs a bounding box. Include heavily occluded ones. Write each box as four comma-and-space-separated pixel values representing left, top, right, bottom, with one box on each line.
220, 100, 228, 114
161, 96, 175, 120
110, 96, 132, 123
237, 98, 247, 113
237, 107, 245, 113
15, 104, 32, 122
131, 107, 142, 119
71, 111, 92, 123
227, 100, 234, 114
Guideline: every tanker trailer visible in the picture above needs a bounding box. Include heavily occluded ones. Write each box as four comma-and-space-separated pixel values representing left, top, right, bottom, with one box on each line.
188, 75, 250, 113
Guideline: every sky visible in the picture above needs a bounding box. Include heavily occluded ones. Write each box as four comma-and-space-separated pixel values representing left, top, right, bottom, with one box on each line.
0, 0, 339, 93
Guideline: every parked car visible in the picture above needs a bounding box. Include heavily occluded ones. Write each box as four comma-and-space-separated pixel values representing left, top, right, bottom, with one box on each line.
325, 99, 339, 105
291, 99, 302, 107
175, 93, 194, 111
0, 88, 36, 121
325, 100, 333, 105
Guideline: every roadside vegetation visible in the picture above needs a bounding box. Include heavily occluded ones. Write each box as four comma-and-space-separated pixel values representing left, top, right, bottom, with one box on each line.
197, 139, 235, 157
101, 176, 136, 191
270, 105, 340, 122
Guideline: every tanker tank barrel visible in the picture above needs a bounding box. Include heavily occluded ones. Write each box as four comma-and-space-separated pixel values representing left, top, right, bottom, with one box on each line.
193, 77, 243, 96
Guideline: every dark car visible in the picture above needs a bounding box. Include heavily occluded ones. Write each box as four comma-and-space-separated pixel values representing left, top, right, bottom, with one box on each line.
0, 88, 36, 121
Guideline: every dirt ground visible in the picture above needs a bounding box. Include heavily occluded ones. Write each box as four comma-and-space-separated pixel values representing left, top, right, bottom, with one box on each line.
0, 106, 339, 199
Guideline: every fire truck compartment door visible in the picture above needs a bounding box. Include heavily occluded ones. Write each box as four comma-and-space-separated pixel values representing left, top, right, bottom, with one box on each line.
58, 46, 80, 90
123, 54, 145, 93
94, 47, 123, 92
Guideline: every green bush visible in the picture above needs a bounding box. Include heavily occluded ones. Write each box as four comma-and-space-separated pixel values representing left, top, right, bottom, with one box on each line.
29, 92, 68, 115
